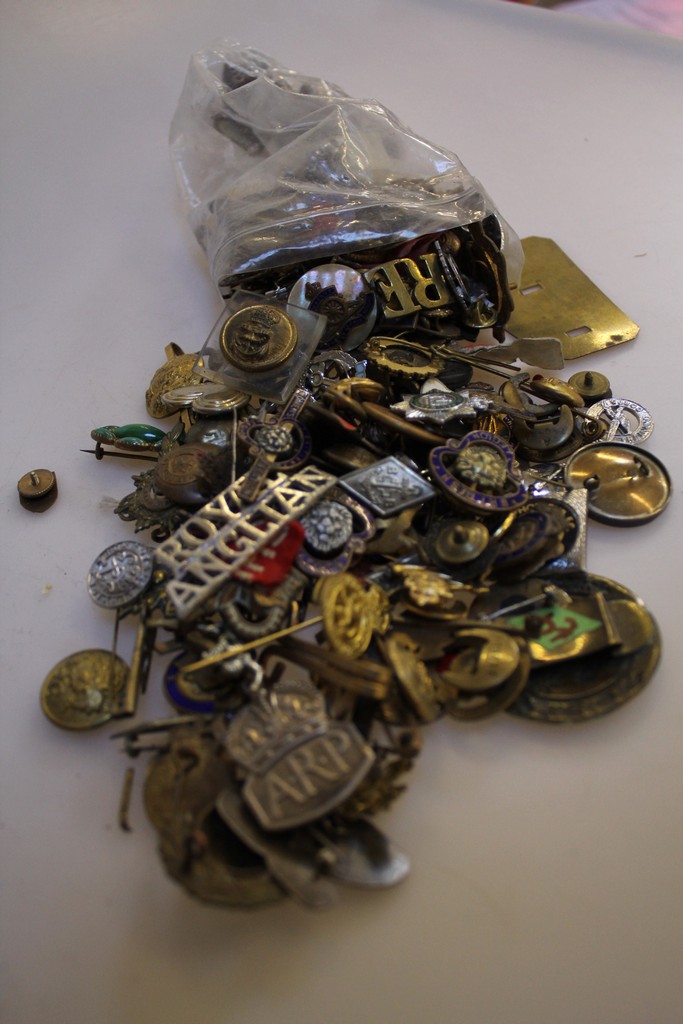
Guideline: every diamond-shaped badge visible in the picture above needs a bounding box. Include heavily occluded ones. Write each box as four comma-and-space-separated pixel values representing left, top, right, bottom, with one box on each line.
340, 456, 435, 517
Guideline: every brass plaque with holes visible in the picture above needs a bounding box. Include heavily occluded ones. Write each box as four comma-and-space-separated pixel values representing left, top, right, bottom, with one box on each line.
506, 237, 639, 359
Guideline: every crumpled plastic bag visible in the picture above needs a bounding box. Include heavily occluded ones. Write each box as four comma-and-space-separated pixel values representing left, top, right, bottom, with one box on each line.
170, 39, 522, 289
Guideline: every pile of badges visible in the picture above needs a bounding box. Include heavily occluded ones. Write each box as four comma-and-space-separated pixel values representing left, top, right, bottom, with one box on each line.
40, 218, 671, 910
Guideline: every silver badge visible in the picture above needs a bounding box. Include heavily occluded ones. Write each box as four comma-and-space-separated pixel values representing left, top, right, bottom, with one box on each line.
227, 681, 374, 831
300, 500, 355, 555
155, 464, 335, 619
87, 540, 154, 609
584, 397, 654, 445
340, 456, 436, 517
391, 380, 490, 426
215, 781, 339, 908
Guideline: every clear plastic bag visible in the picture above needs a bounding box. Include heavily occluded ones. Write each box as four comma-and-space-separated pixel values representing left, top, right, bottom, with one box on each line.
170, 39, 522, 290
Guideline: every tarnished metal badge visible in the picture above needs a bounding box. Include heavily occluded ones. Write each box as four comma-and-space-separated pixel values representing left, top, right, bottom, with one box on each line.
340, 456, 436, 517
87, 540, 155, 609
227, 681, 374, 831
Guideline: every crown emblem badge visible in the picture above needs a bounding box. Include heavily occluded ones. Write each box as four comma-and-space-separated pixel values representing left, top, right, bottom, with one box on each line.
227, 680, 375, 831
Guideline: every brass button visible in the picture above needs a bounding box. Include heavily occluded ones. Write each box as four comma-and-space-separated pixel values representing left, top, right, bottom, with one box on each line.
17, 468, 58, 511
568, 370, 611, 402
564, 442, 671, 525
434, 520, 490, 565
219, 304, 297, 371
155, 443, 228, 507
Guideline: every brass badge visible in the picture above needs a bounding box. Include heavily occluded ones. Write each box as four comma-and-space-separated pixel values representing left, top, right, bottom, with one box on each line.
145, 343, 202, 419
315, 573, 377, 658
365, 252, 452, 319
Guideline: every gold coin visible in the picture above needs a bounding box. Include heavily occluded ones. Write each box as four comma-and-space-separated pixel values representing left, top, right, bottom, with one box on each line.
219, 305, 297, 372
40, 649, 129, 730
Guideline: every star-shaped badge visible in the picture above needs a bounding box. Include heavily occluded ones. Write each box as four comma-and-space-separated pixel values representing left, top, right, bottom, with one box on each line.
390, 379, 491, 426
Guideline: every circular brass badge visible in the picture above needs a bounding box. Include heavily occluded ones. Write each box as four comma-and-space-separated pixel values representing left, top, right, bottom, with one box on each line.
361, 337, 446, 382
383, 631, 441, 723
219, 305, 297, 372
40, 649, 129, 730
316, 573, 374, 658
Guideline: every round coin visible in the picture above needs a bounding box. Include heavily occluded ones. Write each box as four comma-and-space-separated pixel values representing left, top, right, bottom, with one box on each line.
87, 540, 155, 608
219, 304, 297, 372
40, 649, 129, 730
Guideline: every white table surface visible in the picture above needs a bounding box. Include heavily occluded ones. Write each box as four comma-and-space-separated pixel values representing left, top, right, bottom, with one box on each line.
2, 3, 682, 1023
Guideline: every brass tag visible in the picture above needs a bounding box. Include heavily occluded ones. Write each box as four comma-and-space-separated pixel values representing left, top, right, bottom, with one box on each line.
506, 237, 639, 359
